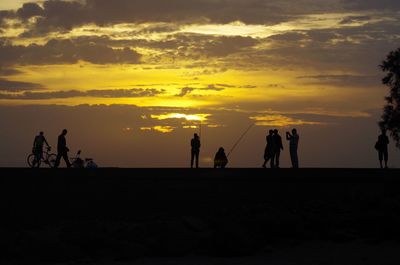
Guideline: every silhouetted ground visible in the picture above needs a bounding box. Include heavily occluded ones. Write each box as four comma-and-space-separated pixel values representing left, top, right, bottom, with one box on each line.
0, 168, 399, 264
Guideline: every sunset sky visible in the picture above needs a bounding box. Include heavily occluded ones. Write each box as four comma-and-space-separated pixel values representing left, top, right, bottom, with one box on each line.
0, 0, 399, 167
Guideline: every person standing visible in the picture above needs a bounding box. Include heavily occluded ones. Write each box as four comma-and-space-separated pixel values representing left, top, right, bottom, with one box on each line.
191, 133, 201, 168
375, 129, 389, 168
262, 130, 276, 168
273, 129, 284, 168
32, 131, 50, 167
286, 129, 299, 168
54, 129, 71, 168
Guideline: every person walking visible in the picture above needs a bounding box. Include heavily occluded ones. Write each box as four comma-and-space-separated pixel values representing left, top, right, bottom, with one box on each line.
375, 129, 389, 168
191, 133, 201, 168
54, 129, 71, 168
286, 129, 299, 168
273, 129, 283, 168
32, 131, 50, 167
262, 130, 276, 168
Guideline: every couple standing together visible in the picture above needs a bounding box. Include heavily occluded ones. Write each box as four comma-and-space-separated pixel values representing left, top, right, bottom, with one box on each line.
263, 129, 299, 168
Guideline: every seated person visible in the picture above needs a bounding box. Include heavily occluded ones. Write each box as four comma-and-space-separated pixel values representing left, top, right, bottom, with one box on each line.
214, 147, 228, 168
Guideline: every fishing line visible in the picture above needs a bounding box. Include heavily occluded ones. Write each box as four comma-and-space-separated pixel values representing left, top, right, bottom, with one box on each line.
227, 123, 255, 158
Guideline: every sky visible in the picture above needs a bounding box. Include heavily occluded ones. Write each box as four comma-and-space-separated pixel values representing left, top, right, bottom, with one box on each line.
0, 0, 399, 168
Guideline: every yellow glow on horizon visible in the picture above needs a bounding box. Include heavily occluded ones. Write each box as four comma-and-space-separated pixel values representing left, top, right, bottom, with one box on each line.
151, 113, 210, 122
153, 126, 174, 133
181, 21, 269, 37
140, 126, 175, 133
250, 114, 323, 127
1, 63, 384, 113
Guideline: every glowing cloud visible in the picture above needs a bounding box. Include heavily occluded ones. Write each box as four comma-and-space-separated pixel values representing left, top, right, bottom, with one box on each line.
140, 126, 175, 133
250, 115, 323, 127
182, 125, 198, 129
150, 113, 210, 122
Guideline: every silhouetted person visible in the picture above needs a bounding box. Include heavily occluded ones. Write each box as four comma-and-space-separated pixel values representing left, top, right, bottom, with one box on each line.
273, 129, 283, 168
262, 130, 276, 168
286, 129, 299, 168
54, 129, 71, 168
32, 131, 50, 167
214, 147, 228, 168
191, 133, 201, 168
376, 129, 389, 168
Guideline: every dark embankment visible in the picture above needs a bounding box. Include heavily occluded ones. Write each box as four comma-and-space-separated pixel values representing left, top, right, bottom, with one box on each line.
0, 168, 399, 263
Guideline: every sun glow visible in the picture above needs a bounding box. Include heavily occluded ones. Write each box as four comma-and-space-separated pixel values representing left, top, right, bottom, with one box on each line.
140, 126, 175, 133
250, 115, 323, 127
150, 113, 210, 122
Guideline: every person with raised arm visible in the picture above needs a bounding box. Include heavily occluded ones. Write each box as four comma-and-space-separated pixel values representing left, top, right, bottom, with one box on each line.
286, 129, 299, 168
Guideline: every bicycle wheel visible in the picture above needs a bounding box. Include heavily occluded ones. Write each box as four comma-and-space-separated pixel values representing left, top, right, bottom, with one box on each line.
27, 154, 41, 168
47, 153, 57, 168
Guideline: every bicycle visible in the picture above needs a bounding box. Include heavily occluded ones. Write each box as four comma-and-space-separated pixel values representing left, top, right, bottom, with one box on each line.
71, 150, 97, 168
27, 147, 57, 168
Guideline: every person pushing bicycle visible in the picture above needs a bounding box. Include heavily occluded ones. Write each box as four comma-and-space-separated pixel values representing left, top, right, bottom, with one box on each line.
32, 131, 50, 167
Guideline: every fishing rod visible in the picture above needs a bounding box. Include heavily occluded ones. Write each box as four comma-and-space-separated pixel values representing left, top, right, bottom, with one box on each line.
199, 120, 202, 139
227, 123, 255, 158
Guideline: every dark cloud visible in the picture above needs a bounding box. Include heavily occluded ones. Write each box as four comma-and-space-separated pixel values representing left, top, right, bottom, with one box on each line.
339, 15, 371, 25
0, 67, 22, 76
137, 34, 259, 60
74, 34, 259, 59
215, 83, 236, 88
0, 88, 164, 100
251, 19, 400, 73
345, 0, 400, 10
0, 10, 13, 27
66, 34, 259, 63
0, 39, 141, 66
0, 78, 44, 92
29, 0, 88, 34
267, 32, 308, 42
176, 87, 195, 97
297, 75, 381, 88
239, 85, 257, 88
1, 0, 399, 37
266, 84, 285, 88
200, 36, 258, 57
16, 3, 44, 20
0, 1, 399, 85
3, 0, 351, 36
28, 0, 287, 32
135, 24, 180, 34
176, 84, 225, 97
